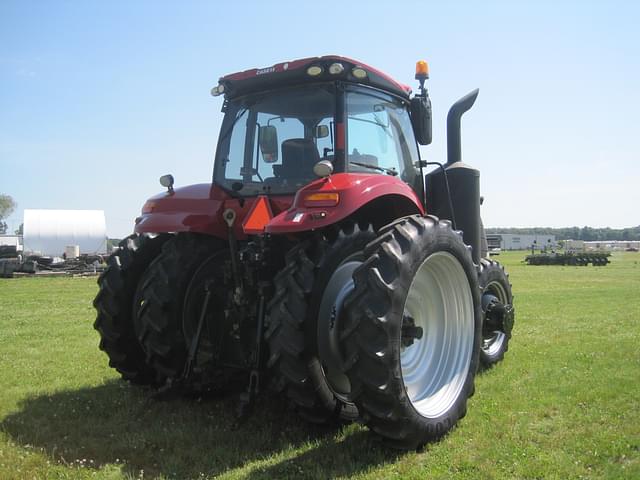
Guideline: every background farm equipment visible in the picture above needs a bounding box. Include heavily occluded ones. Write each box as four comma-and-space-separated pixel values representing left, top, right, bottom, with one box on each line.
525, 251, 610, 266
0, 248, 105, 278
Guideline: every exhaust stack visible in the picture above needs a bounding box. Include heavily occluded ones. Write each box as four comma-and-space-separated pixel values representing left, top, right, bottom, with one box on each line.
425, 88, 482, 263
446, 89, 479, 165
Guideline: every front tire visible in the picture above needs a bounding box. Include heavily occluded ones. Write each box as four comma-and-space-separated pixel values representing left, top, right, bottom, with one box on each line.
479, 259, 514, 367
339, 215, 481, 449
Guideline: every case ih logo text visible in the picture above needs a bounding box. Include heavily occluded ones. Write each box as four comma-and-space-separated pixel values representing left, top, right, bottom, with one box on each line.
256, 67, 276, 75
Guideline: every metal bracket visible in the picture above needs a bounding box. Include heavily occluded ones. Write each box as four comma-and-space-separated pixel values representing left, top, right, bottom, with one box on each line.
182, 279, 213, 381
232, 287, 267, 427
223, 208, 244, 304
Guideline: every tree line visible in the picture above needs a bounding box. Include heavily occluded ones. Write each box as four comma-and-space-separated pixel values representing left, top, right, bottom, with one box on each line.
485, 226, 640, 241
0, 194, 17, 235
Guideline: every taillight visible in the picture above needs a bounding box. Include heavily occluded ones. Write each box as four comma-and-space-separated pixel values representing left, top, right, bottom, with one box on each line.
303, 192, 339, 207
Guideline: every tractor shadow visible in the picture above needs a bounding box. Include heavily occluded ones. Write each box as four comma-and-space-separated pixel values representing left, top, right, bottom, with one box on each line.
1, 380, 400, 478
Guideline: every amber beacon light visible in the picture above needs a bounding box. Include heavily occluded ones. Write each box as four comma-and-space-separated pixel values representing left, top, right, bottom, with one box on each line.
415, 60, 429, 80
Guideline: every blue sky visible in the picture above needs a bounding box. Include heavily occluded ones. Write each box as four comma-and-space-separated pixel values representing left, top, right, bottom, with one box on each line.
1, 0, 638, 237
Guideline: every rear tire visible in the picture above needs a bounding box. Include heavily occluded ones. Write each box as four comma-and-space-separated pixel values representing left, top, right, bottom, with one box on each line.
93, 234, 168, 383
134, 233, 224, 380
339, 215, 481, 449
265, 222, 375, 423
479, 259, 515, 367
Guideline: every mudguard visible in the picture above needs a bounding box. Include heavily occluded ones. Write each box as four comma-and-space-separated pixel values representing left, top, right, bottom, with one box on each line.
134, 183, 291, 240
265, 173, 424, 234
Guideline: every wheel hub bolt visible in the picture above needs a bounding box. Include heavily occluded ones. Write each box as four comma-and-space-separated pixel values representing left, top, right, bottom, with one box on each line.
401, 315, 423, 347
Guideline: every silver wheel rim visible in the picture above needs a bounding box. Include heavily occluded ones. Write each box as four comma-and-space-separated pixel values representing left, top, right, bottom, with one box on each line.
318, 258, 362, 401
401, 251, 474, 418
482, 280, 508, 356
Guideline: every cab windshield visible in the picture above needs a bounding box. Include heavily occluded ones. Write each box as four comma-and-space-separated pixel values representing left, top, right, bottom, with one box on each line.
214, 84, 336, 196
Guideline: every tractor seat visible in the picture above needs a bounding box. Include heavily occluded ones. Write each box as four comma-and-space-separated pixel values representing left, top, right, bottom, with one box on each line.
273, 138, 320, 179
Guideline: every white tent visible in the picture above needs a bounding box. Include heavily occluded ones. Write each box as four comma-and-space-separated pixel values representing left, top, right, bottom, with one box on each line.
23, 209, 107, 256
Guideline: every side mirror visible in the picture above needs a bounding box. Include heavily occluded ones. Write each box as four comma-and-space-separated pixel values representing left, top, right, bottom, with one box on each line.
410, 95, 432, 145
315, 125, 330, 139
259, 125, 278, 163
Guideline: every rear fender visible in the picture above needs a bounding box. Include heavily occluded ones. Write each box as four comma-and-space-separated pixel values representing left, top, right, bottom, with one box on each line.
134, 184, 229, 239
265, 173, 424, 234
134, 183, 293, 240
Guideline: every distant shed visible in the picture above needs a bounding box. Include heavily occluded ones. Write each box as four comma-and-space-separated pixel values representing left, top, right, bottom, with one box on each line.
23, 209, 107, 256
488, 234, 557, 251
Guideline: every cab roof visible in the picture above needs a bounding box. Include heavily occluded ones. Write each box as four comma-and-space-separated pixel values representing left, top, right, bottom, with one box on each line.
217, 55, 412, 100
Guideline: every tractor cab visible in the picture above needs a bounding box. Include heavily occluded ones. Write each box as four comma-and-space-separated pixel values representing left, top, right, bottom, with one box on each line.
212, 56, 429, 200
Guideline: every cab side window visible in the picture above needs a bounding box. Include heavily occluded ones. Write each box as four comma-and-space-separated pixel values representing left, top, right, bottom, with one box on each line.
346, 89, 419, 183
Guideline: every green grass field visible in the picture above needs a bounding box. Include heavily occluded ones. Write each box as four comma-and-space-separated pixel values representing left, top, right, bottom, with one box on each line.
0, 251, 639, 479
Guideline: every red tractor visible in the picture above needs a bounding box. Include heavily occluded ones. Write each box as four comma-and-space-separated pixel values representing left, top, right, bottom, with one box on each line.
94, 56, 514, 450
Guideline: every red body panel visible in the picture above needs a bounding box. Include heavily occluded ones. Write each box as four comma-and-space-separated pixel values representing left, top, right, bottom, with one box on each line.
134, 183, 293, 241
221, 57, 317, 82
265, 173, 424, 234
220, 55, 412, 96
134, 175, 423, 239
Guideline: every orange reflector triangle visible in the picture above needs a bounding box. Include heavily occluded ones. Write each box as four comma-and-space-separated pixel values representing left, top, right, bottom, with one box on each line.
242, 195, 273, 235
